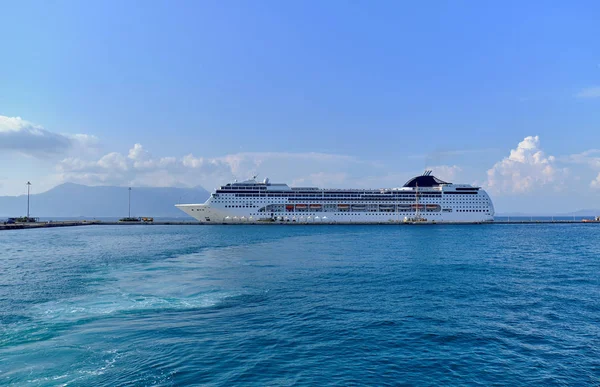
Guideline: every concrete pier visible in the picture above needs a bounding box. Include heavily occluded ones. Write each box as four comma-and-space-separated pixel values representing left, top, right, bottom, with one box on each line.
2, 219, 600, 230
0, 220, 100, 230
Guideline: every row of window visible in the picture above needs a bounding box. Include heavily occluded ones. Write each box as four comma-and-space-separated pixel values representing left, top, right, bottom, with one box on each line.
244, 212, 489, 217
216, 193, 482, 198
248, 213, 448, 217
213, 199, 487, 204
215, 202, 489, 207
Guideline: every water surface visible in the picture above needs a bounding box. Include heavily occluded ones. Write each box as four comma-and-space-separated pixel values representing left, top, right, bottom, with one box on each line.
1, 224, 599, 385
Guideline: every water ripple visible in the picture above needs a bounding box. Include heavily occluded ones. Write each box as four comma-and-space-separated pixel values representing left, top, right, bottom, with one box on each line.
1, 224, 600, 385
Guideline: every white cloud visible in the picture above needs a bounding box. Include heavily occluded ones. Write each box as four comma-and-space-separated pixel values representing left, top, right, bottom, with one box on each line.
55, 145, 366, 190
0, 115, 98, 158
425, 165, 462, 182
291, 172, 349, 187
565, 149, 600, 169
563, 149, 600, 188
486, 136, 566, 193
347, 166, 462, 190
68, 133, 100, 148
408, 148, 496, 160
98, 152, 129, 171
127, 143, 152, 167
591, 174, 600, 189
8, 112, 597, 199
180, 151, 362, 187
575, 87, 600, 99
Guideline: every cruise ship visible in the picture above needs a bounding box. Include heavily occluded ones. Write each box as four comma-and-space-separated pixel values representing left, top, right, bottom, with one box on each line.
176, 171, 495, 224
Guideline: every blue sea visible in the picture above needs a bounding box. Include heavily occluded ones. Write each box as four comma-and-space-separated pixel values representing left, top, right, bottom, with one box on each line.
1, 224, 599, 386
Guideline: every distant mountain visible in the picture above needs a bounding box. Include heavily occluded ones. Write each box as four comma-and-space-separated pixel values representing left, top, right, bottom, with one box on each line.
497, 209, 600, 217
495, 212, 531, 217
0, 183, 210, 218
560, 209, 600, 216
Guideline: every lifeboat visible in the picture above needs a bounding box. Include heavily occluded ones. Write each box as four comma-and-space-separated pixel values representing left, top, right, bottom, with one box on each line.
285, 205, 294, 211
338, 204, 350, 209
352, 204, 366, 210
426, 204, 438, 209
379, 205, 395, 209
296, 204, 308, 209
309, 204, 322, 209
411, 204, 425, 209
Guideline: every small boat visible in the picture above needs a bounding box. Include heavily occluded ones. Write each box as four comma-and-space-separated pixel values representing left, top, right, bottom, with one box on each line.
582, 216, 600, 223
338, 204, 350, 209
352, 204, 366, 210
285, 205, 294, 211
309, 204, 322, 209
296, 204, 308, 209
379, 205, 395, 210
426, 204, 438, 209
411, 204, 425, 209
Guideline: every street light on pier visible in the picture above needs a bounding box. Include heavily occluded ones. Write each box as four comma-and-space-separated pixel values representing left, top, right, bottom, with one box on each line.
128, 187, 132, 218
26, 181, 31, 219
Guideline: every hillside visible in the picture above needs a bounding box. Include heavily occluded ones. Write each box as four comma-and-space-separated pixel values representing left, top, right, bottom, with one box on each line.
0, 183, 210, 218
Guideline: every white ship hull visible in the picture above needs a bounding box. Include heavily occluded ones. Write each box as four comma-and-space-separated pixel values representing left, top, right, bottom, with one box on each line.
176, 172, 495, 224
176, 204, 493, 224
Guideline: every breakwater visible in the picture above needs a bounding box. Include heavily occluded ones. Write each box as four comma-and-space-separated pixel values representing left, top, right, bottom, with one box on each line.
0, 220, 100, 230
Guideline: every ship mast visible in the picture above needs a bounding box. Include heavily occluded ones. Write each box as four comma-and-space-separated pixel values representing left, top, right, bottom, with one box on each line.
415, 182, 419, 218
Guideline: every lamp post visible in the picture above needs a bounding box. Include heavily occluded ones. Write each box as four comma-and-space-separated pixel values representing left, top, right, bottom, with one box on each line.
26, 181, 31, 219
128, 187, 132, 218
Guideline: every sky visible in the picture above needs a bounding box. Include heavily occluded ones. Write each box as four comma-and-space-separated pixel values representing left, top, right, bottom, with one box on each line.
1, 0, 599, 212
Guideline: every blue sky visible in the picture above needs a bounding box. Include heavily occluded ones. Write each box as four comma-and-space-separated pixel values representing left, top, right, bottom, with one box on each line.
1, 0, 599, 212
